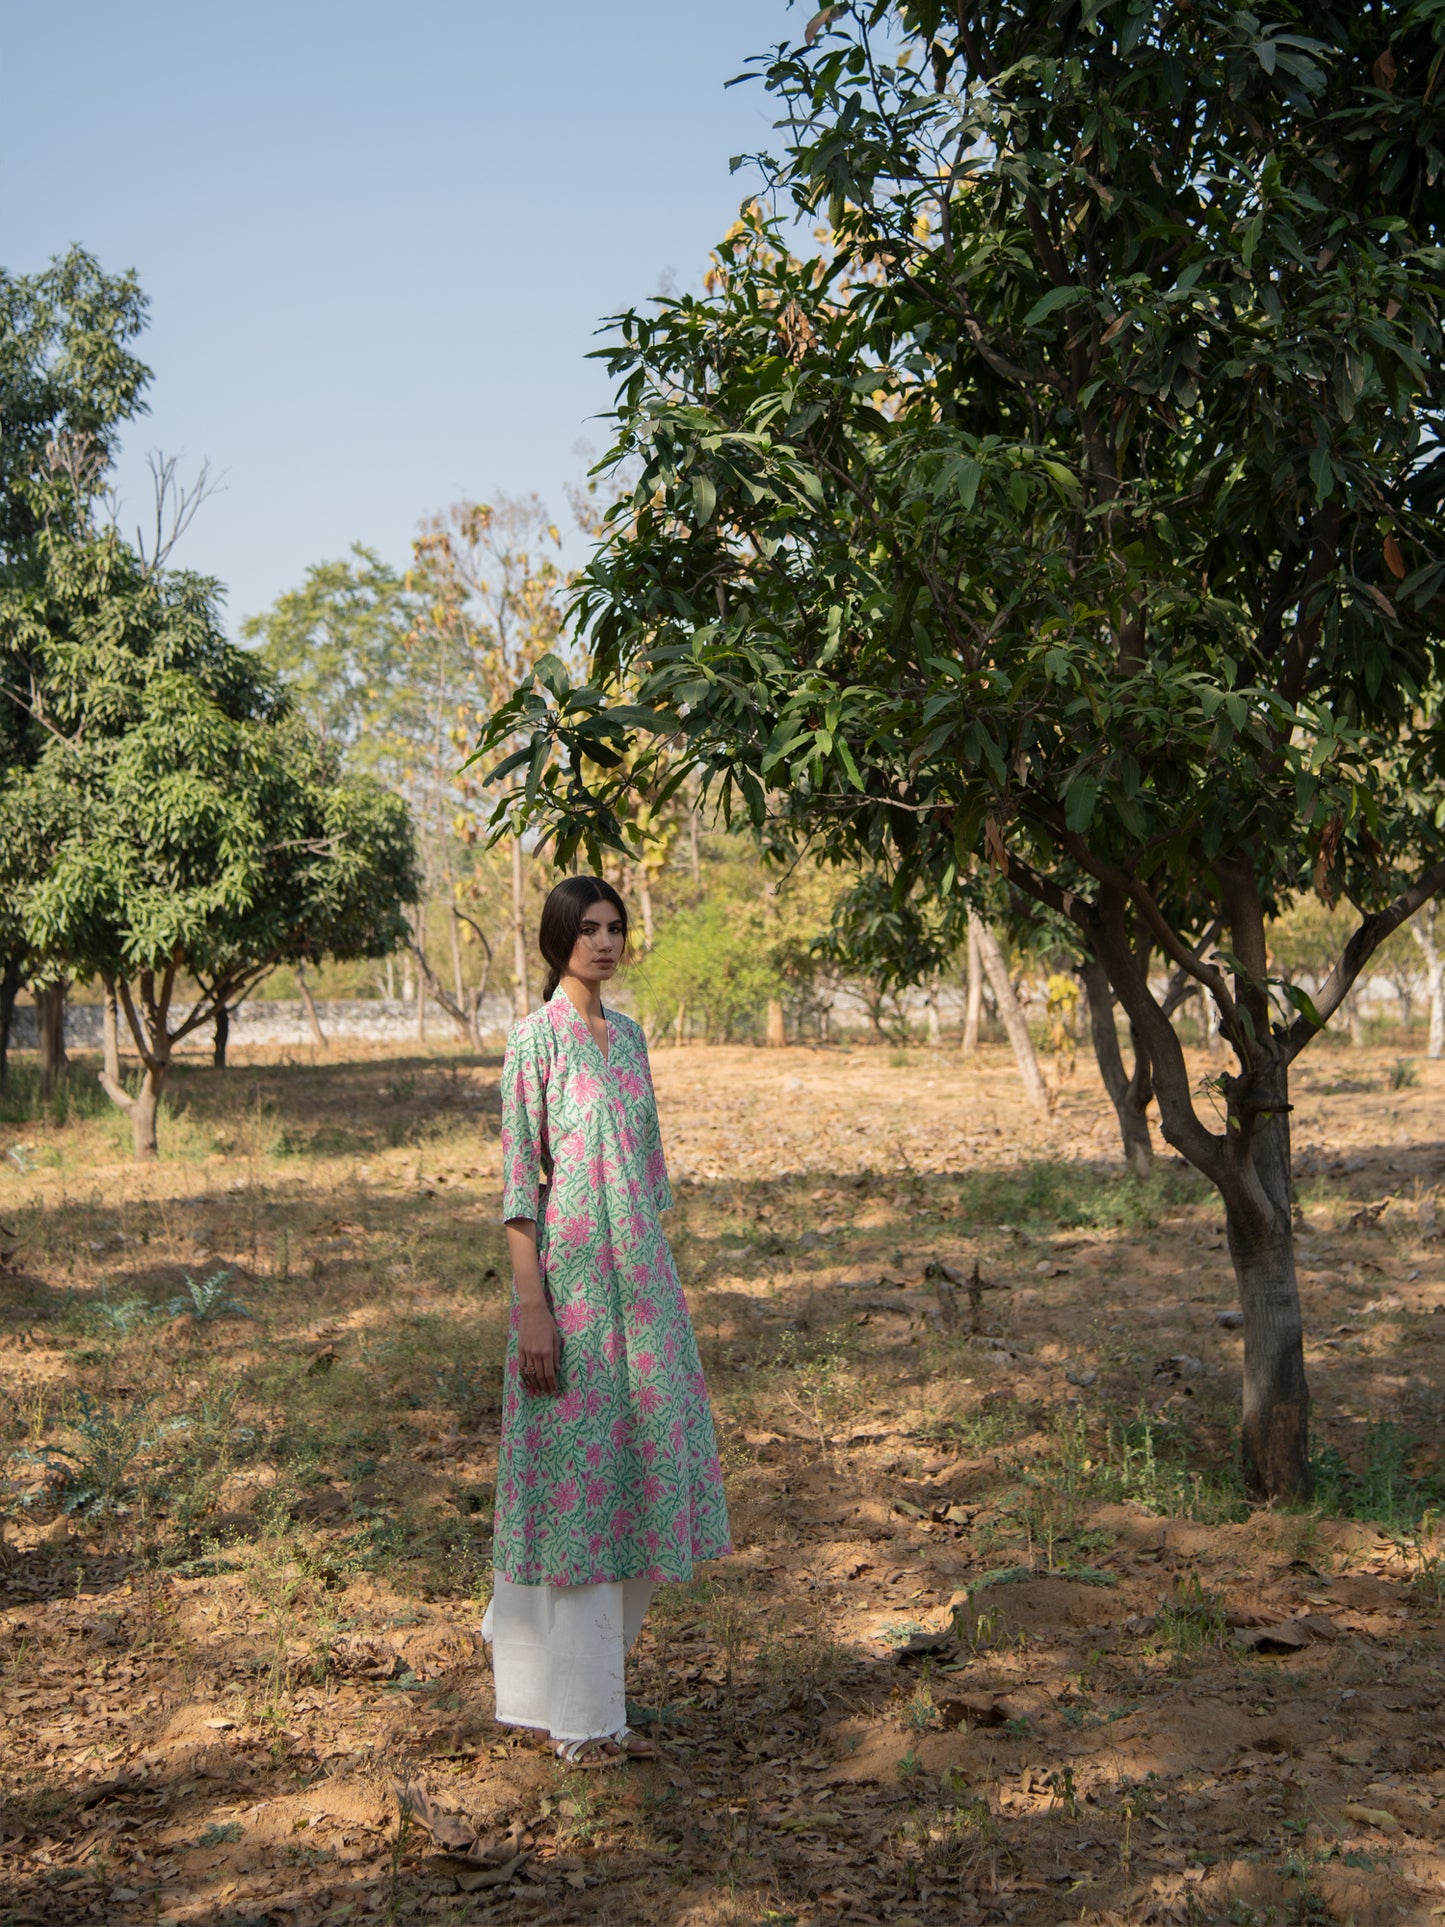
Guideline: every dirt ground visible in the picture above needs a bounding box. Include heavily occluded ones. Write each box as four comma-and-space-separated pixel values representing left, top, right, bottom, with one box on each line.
2, 1033, 1445, 1927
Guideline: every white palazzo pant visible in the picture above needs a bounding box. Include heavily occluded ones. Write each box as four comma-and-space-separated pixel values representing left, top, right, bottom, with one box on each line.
480, 1575, 655, 1743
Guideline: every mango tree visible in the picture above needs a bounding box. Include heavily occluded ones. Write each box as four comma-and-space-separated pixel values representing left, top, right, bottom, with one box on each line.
0, 502, 418, 1157
472, 2, 1445, 1499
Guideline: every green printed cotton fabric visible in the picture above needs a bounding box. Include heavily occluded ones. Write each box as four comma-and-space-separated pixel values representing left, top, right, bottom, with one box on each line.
494, 989, 731, 1586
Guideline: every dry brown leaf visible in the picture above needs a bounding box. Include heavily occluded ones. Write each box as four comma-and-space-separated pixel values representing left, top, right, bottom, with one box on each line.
1342, 1801, 1399, 1832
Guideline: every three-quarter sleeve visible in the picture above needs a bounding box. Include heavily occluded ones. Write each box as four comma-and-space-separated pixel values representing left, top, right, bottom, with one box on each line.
637, 1031, 674, 1213
500, 1021, 547, 1222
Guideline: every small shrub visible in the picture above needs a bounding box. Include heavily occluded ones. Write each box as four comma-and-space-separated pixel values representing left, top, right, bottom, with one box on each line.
1389, 1057, 1419, 1090
167, 1268, 250, 1322
26, 1392, 190, 1515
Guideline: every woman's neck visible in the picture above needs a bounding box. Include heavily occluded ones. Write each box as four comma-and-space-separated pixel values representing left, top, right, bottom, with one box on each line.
558, 973, 606, 1023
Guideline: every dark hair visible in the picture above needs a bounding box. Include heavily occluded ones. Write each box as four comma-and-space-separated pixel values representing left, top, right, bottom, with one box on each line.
538, 876, 629, 1002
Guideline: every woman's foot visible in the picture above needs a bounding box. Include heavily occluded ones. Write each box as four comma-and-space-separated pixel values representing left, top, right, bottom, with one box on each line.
554, 1726, 657, 1768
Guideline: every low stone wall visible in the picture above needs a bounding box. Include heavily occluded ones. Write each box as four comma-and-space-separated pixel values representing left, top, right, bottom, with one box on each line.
7, 996, 520, 1053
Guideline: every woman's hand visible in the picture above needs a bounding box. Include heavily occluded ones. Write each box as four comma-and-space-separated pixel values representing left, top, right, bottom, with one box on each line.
518, 1297, 562, 1396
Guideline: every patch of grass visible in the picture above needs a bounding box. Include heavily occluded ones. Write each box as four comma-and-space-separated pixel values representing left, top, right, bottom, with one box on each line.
1312, 1421, 1444, 1531
954, 1157, 1205, 1234
0, 1060, 115, 1128
1150, 1576, 1229, 1660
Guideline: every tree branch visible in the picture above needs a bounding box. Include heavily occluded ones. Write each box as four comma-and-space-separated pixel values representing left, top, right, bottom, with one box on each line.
1285, 854, 1445, 1059
115, 979, 159, 1071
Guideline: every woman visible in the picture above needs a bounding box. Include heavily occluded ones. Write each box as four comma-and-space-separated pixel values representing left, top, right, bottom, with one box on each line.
481, 875, 731, 1765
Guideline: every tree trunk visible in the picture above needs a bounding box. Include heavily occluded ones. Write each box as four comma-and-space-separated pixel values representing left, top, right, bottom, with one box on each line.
637, 867, 656, 950
1222, 1103, 1312, 1500
213, 1001, 229, 1068
448, 903, 467, 1012
1410, 908, 1444, 1059
35, 982, 69, 1100
413, 907, 428, 1042
971, 916, 1048, 1113
1088, 873, 1313, 1502
1081, 956, 1153, 1174
296, 960, 328, 1050
926, 996, 942, 1047
102, 980, 121, 1085
1346, 987, 1364, 1047
766, 998, 786, 1048
510, 836, 530, 1018
0, 957, 21, 1093
962, 923, 982, 1053
129, 1061, 165, 1160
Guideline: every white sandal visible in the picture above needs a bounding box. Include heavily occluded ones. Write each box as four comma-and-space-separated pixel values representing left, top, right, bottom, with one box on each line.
554, 1726, 656, 1768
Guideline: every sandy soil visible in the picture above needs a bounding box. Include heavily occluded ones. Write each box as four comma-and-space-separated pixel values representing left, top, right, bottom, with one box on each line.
1, 1035, 1443, 1926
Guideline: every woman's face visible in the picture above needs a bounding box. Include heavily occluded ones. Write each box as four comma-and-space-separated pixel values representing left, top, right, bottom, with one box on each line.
565, 899, 626, 985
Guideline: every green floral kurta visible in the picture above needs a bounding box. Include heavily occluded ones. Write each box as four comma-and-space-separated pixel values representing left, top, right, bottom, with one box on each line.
494, 989, 731, 1587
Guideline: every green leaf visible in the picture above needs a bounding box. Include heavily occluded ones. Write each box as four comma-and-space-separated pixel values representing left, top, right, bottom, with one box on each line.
1280, 981, 1323, 1028
690, 473, 717, 526
1023, 286, 1086, 328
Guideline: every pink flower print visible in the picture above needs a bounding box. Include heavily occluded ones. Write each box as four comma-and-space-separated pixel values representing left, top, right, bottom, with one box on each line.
615, 1068, 644, 1098
585, 1388, 604, 1417
645, 1147, 666, 1188
557, 1127, 586, 1161
612, 1508, 636, 1540
637, 1384, 665, 1416
553, 1477, 580, 1513
508, 1304, 522, 1333
596, 1240, 617, 1272
585, 1441, 604, 1469
610, 1416, 634, 1451
557, 1389, 583, 1423
555, 1301, 593, 1336
603, 1331, 625, 1365
572, 1068, 600, 1103
669, 1419, 684, 1455
672, 1513, 689, 1545
662, 1330, 678, 1365
645, 1529, 660, 1555
587, 1151, 608, 1190
588, 1536, 604, 1558
642, 1473, 665, 1505
586, 1476, 610, 1508
634, 1351, 656, 1378
523, 1467, 539, 1489
627, 1262, 651, 1290
555, 1211, 594, 1251
646, 1563, 664, 1582
524, 1425, 542, 1455
625, 1210, 650, 1243
640, 1439, 657, 1465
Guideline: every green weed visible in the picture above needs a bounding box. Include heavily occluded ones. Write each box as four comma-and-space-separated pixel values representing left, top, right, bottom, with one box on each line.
28, 1392, 189, 1515
1151, 1576, 1229, 1660
166, 1267, 250, 1322
1312, 1422, 1443, 1531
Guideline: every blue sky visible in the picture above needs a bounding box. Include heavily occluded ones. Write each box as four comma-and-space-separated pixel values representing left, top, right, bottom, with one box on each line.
0, 0, 796, 627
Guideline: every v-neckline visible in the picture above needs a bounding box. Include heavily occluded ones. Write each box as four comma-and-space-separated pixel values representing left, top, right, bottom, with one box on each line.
556, 987, 611, 1066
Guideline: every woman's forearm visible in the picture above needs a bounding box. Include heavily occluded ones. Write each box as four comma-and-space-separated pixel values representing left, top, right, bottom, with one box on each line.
506, 1218, 545, 1301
